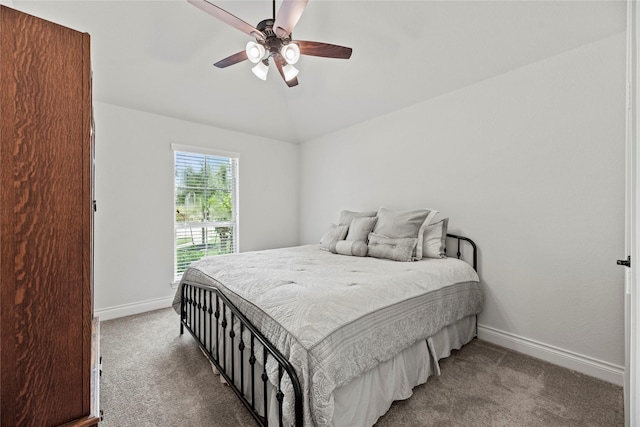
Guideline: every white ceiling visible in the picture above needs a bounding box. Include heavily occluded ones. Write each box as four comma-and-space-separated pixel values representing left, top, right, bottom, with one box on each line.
10, 0, 626, 143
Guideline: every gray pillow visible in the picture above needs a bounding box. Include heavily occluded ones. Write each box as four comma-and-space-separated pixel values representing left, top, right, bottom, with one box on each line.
320, 224, 348, 251
372, 207, 438, 260
338, 210, 377, 226
330, 240, 368, 257
367, 232, 417, 262
422, 218, 449, 259
345, 216, 378, 243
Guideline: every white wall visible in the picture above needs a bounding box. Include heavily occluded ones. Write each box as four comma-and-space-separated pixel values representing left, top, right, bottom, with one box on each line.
94, 102, 299, 318
300, 34, 626, 382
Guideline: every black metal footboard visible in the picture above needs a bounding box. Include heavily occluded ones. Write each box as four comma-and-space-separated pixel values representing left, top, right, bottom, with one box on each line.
179, 281, 303, 427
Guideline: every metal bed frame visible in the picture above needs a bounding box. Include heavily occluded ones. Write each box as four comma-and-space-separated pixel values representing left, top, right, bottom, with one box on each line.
179, 234, 477, 427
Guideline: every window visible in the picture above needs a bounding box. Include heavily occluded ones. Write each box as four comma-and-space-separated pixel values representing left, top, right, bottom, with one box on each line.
173, 145, 239, 282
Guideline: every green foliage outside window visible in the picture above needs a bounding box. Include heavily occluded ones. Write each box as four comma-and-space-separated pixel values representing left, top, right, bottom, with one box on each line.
175, 159, 232, 222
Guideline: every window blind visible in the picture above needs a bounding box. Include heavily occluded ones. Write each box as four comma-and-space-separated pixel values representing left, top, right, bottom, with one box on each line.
173, 148, 239, 282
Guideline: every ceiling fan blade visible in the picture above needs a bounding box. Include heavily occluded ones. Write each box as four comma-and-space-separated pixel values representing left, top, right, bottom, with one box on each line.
274, 55, 299, 87
187, 0, 265, 40
273, 0, 308, 39
214, 50, 248, 68
296, 40, 352, 59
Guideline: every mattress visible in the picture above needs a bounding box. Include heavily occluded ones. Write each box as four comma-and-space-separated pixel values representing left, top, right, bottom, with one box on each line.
173, 244, 483, 426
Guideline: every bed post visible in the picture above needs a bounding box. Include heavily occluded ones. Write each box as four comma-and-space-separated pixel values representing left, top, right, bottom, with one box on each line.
445, 234, 480, 338
180, 284, 185, 335
446, 233, 478, 272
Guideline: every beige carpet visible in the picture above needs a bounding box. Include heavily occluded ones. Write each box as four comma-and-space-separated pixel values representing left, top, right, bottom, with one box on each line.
99, 308, 623, 426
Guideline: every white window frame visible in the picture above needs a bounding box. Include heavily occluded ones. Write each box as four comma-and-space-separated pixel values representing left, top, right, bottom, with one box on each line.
171, 143, 240, 284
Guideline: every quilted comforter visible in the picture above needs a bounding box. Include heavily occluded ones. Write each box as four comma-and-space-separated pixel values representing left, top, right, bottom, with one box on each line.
172, 244, 483, 426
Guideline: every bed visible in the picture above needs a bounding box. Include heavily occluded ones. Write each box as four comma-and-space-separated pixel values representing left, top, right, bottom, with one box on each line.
172, 209, 483, 427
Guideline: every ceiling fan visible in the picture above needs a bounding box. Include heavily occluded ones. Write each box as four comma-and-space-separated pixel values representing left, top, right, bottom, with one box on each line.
187, 0, 352, 87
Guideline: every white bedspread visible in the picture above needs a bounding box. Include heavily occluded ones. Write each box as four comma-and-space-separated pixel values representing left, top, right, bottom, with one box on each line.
172, 244, 483, 426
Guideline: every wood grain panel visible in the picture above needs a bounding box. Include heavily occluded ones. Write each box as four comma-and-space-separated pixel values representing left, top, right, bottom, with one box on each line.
1, 5, 20, 426
82, 32, 94, 419
1, 6, 95, 426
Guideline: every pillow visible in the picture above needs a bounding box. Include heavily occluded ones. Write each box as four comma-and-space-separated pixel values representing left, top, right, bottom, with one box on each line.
319, 224, 348, 251
345, 216, 378, 243
330, 240, 368, 257
372, 207, 438, 260
422, 218, 449, 259
338, 210, 377, 226
415, 210, 440, 260
367, 232, 417, 262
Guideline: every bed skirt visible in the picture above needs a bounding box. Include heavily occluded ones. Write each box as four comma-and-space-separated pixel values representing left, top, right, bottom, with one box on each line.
202, 315, 476, 426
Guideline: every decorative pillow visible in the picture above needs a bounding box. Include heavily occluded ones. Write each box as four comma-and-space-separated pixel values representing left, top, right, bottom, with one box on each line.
330, 240, 368, 257
345, 216, 378, 243
319, 224, 348, 251
372, 207, 438, 260
422, 218, 449, 259
367, 232, 417, 262
416, 210, 440, 260
338, 210, 377, 226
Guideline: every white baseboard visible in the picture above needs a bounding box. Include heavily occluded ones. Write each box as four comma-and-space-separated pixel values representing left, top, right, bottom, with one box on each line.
95, 296, 174, 321
478, 324, 624, 386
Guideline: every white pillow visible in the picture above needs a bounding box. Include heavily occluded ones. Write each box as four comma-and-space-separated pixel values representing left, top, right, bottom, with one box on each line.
338, 210, 377, 226
345, 216, 378, 243
330, 240, 368, 257
319, 224, 348, 251
372, 207, 438, 260
422, 218, 449, 259
367, 232, 417, 262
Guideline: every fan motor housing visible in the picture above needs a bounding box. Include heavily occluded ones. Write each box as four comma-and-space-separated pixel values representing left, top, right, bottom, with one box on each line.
257, 18, 292, 55
257, 19, 276, 37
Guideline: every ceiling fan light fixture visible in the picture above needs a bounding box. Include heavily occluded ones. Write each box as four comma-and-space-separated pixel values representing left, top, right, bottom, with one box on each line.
251, 60, 269, 80
246, 41, 266, 64
282, 63, 299, 81
281, 43, 300, 64
188, 0, 351, 88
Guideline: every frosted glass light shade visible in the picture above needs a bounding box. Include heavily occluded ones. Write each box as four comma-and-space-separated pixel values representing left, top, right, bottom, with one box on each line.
251, 61, 269, 80
282, 63, 299, 81
246, 41, 265, 64
281, 43, 300, 65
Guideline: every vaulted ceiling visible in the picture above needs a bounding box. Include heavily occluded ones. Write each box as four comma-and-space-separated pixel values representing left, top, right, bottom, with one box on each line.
11, 0, 626, 143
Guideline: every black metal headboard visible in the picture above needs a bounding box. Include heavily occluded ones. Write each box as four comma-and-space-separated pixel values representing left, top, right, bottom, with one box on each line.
445, 234, 478, 272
